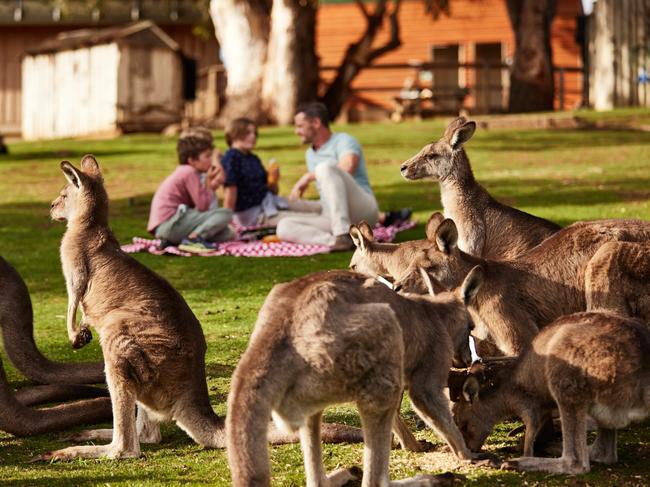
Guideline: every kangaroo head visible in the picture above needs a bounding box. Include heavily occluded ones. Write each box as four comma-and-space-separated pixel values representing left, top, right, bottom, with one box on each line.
451, 358, 515, 452
50, 155, 108, 225
400, 117, 476, 181
349, 221, 389, 278
418, 218, 472, 290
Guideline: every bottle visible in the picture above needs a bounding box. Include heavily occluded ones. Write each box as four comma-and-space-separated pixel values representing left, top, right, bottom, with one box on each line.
267, 158, 280, 186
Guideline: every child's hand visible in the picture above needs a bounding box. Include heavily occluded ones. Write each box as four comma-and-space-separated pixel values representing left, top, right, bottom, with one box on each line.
207, 157, 225, 190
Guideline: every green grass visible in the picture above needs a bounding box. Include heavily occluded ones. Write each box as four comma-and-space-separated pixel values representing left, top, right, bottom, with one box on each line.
1, 110, 650, 485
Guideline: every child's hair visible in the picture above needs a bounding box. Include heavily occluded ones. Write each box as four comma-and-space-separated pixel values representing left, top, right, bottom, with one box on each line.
177, 127, 214, 164
225, 118, 257, 147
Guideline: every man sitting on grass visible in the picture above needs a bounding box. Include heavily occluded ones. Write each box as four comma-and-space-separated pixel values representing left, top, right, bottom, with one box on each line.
277, 102, 411, 252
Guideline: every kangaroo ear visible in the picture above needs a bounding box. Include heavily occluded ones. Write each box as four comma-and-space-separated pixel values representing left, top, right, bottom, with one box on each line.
450, 121, 476, 150
462, 375, 480, 404
460, 265, 483, 305
425, 212, 445, 241
435, 219, 458, 254
419, 267, 435, 296
60, 161, 83, 189
80, 154, 101, 178
357, 221, 374, 241
349, 224, 369, 251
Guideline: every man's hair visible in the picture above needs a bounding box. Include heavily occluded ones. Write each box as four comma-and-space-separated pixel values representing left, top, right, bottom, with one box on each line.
225, 117, 257, 147
295, 102, 330, 128
177, 127, 214, 165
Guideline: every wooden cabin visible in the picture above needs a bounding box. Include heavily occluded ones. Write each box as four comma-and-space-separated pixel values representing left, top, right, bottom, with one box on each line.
22, 21, 186, 140
0, 0, 221, 138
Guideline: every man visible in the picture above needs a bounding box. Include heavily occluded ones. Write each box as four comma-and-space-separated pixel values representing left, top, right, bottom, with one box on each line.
276, 102, 379, 252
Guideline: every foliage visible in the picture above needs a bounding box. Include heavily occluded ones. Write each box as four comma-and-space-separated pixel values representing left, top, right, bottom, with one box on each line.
1, 111, 650, 485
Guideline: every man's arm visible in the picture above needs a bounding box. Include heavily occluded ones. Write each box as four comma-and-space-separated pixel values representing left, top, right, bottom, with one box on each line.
337, 153, 359, 175
289, 171, 316, 200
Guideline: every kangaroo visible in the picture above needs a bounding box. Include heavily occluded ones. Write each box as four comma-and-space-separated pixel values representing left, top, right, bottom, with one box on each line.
409, 217, 650, 355
227, 267, 483, 486
35, 155, 361, 462
0, 255, 105, 385
585, 241, 650, 322
349, 214, 444, 286
400, 117, 561, 260
0, 355, 112, 436
452, 311, 650, 474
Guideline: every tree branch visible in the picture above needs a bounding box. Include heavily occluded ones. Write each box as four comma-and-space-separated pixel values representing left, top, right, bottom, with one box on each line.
367, 0, 402, 62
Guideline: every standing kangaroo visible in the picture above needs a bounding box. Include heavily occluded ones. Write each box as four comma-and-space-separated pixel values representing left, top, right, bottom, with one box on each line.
227, 268, 483, 486
452, 311, 650, 474
0, 256, 105, 386
400, 117, 561, 260
407, 217, 650, 355
36, 155, 361, 461
585, 241, 650, 322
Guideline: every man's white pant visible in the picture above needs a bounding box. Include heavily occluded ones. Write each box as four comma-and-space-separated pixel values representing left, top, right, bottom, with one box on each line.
276, 164, 378, 246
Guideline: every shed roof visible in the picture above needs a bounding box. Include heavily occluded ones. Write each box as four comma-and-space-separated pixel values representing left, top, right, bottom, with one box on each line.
25, 20, 180, 55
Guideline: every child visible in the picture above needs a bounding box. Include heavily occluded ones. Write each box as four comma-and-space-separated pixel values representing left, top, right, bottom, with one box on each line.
147, 128, 233, 252
221, 118, 320, 228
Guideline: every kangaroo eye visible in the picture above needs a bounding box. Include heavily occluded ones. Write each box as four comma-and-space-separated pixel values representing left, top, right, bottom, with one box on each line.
350, 264, 357, 271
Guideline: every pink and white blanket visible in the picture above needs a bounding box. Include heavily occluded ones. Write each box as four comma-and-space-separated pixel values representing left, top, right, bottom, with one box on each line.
121, 220, 417, 258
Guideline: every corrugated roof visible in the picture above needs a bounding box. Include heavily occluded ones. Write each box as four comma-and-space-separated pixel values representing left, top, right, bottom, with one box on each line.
25, 20, 180, 55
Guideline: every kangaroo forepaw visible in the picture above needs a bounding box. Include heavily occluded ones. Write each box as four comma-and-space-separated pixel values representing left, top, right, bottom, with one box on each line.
409, 472, 466, 486
470, 452, 502, 468
326, 466, 362, 486
71, 326, 93, 349
500, 459, 520, 471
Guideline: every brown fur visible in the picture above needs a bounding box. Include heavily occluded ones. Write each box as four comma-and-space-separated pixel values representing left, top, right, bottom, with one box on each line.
585, 241, 650, 322
227, 268, 482, 486
38, 155, 361, 462
399, 117, 561, 260
452, 311, 650, 474
411, 217, 650, 355
0, 256, 105, 385
0, 356, 112, 436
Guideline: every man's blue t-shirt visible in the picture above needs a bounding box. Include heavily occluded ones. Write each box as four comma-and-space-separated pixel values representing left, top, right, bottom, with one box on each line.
306, 132, 374, 197
221, 148, 268, 212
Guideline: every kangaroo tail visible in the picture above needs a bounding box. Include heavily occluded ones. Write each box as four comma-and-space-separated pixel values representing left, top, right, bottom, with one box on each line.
0, 257, 105, 385
0, 356, 111, 436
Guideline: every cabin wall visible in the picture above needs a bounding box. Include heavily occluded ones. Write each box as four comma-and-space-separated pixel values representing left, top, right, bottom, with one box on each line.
22, 43, 119, 140
117, 45, 183, 131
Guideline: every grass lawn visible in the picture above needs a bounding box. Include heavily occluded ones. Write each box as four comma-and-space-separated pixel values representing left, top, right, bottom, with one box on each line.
1, 109, 650, 486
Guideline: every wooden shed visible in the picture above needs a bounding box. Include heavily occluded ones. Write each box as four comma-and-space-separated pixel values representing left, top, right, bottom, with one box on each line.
22, 21, 184, 140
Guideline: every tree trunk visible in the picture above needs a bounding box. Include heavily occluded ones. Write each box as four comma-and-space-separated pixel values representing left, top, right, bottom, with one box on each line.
506, 0, 557, 113
210, 0, 271, 124
320, 0, 403, 120
262, 0, 318, 125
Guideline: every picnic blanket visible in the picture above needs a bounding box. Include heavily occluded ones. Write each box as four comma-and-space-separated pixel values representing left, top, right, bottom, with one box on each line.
121, 220, 417, 258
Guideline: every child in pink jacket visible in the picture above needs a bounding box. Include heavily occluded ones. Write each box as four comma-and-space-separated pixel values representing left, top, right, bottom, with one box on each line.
147, 128, 233, 251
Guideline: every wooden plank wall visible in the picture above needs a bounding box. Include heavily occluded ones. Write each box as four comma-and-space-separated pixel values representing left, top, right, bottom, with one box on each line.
317, 0, 584, 115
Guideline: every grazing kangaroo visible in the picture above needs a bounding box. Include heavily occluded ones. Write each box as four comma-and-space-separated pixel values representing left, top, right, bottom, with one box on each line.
400, 117, 561, 260
585, 241, 650, 322
227, 267, 483, 486
409, 217, 650, 355
0, 356, 112, 436
452, 311, 650, 474
37, 155, 361, 461
0, 256, 105, 385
